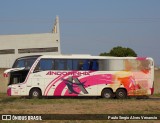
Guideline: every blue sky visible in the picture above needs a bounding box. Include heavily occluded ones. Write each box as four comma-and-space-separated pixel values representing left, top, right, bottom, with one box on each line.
0, 0, 160, 65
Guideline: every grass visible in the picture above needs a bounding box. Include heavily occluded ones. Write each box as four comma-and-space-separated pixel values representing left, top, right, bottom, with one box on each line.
152, 93, 160, 97
0, 93, 160, 122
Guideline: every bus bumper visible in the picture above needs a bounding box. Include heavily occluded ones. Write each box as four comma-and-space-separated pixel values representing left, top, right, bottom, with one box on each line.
150, 88, 154, 95
7, 88, 11, 96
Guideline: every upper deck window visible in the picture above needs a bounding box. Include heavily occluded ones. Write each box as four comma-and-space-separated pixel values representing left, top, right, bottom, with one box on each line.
13, 57, 37, 69
34, 59, 99, 72
34, 59, 54, 72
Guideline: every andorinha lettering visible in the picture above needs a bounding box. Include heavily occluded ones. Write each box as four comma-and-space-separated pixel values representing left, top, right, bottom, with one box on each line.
46, 71, 90, 76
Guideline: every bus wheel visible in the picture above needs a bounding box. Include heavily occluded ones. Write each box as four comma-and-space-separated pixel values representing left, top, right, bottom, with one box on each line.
29, 88, 42, 99
116, 89, 127, 99
101, 89, 114, 99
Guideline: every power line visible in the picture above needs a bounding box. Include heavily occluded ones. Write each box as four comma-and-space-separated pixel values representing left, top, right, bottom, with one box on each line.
0, 18, 160, 24
0, 19, 53, 23
61, 18, 160, 23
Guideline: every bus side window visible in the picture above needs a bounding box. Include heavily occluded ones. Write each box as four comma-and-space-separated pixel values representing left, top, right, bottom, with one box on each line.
34, 59, 54, 72
92, 60, 98, 70
67, 59, 72, 70
72, 60, 79, 70
82, 60, 89, 70
55, 59, 64, 70
54, 59, 73, 70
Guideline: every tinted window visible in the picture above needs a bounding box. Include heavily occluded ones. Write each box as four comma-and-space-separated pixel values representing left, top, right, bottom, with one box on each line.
73, 60, 81, 70
16, 60, 25, 68
72, 59, 99, 70
13, 58, 37, 69
91, 60, 99, 70
34, 59, 99, 71
54, 59, 73, 70
34, 59, 54, 72
55, 59, 66, 70
66, 59, 72, 70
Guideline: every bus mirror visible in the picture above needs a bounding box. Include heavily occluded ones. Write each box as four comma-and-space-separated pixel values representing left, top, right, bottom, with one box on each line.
3, 73, 8, 77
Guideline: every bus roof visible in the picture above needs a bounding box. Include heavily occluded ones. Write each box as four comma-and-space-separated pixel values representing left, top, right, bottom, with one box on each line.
16, 55, 42, 60
37, 54, 153, 61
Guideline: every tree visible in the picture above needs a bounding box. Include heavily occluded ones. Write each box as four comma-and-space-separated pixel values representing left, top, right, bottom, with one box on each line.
100, 46, 137, 57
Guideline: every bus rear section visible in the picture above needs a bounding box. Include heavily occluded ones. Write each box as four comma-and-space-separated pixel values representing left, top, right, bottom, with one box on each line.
101, 57, 154, 98
4, 55, 154, 99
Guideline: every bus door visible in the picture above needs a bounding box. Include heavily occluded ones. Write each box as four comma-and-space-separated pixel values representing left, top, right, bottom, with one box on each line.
31, 58, 55, 96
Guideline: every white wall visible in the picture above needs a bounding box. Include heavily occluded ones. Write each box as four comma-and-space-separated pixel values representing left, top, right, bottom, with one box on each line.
0, 16, 61, 68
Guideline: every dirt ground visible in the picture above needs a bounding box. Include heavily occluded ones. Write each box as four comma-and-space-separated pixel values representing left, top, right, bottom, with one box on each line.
0, 94, 160, 114
0, 94, 160, 123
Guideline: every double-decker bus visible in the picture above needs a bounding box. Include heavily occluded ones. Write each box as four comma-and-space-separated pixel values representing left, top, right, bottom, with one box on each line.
4, 54, 154, 99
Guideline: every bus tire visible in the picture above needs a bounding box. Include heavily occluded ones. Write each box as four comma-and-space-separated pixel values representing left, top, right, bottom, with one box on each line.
29, 88, 42, 99
101, 89, 114, 99
116, 88, 127, 99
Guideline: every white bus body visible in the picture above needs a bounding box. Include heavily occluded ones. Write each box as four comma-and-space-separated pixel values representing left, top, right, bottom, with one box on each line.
4, 55, 154, 99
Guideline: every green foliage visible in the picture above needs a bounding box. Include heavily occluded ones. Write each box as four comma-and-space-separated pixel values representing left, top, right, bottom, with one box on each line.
99, 52, 110, 56
100, 46, 137, 57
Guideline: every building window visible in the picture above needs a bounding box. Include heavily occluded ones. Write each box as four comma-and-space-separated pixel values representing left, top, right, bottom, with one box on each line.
0, 49, 15, 54
18, 47, 58, 54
